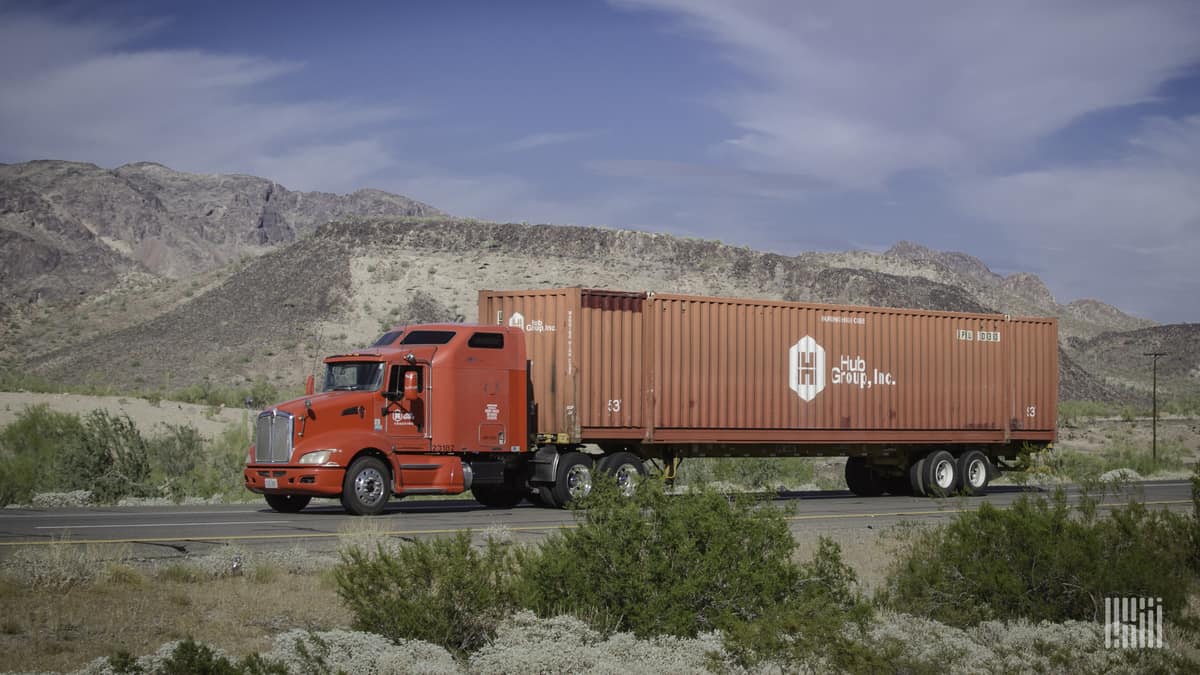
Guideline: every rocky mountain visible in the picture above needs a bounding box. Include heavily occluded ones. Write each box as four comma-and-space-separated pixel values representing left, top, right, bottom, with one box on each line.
1065, 324, 1200, 400
0, 160, 1184, 405
0, 160, 442, 310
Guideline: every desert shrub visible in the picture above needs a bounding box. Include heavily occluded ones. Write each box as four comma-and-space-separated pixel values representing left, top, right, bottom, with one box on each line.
515, 478, 800, 639
389, 290, 460, 326
168, 377, 280, 409
880, 488, 1198, 627
0, 404, 87, 505
1058, 399, 1116, 426
60, 410, 154, 503
720, 537, 881, 670
1033, 435, 1188, 481
149, 424, 205, 500
675, 456, 817, 490
334, 531, 517, 654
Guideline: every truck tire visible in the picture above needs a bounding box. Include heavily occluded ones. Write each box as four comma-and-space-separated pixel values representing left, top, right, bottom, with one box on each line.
471, 482, 525, 508
264, 494, 311, 513
957, 450, 991, 496
341, 456, 390, 516
844, 457, 885, 497
908, 456, 928, 496
548, 452, 594, 507
919, 450, 958, 498
597, 451, 645, 497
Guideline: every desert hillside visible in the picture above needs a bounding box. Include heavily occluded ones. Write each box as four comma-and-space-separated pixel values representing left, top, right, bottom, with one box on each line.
1, 160, 1190, 405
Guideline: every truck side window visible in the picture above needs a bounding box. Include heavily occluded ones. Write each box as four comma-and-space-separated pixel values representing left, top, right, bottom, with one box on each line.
388, 365, 423, 393
468, 332, 504, 349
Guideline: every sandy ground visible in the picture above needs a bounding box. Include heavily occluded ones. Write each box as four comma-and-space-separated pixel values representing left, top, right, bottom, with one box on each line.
0, 392, 253, 438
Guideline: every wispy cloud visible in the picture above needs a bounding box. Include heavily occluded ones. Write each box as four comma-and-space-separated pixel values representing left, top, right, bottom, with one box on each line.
494, 131, 594, 153
0, 7, 407, 191
615, 1, 1200, 188
955, 115, 1200, 318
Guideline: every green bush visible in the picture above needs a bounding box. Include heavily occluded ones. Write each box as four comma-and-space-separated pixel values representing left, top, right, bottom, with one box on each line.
1057, 400, 1116, 426
880, 488, 1198, 627
61, 410, 154, 503
0, 404, 86, 505
334, 532, 517, 654
0, 406, 250, 506
515, 478, 800, 638
721, 537, 880, 670
675, 456, 817, 490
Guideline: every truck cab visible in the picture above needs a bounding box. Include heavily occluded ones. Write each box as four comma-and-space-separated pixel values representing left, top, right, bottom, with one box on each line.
243, 324, 530, 514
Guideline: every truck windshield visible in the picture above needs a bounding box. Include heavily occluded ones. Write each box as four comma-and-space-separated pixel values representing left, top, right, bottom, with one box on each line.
322, 362, 384, 392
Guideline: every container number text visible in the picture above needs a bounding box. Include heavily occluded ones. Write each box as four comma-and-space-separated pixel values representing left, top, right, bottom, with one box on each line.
958, 330, 1001, 343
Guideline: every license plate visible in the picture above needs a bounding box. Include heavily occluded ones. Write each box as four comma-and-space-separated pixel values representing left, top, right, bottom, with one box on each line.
264, 478, 278, 489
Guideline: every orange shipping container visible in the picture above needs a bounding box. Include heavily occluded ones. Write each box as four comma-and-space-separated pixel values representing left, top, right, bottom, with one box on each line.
479, 288, 1056, 450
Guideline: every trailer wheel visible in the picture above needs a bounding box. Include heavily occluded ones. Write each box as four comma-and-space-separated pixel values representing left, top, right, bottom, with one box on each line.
549, 452, 593, 507
264, 494, 311, 513
957, 450, 991, 496
844, 457, 885, 496
597, 452, 646, 497
919, 450, 957, 498
341, 456, 390, 516
908, 456, 927, 496
471, 482, 525, 508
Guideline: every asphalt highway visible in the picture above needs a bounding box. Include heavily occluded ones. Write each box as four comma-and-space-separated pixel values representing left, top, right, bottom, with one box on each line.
0, 480, 1192, 560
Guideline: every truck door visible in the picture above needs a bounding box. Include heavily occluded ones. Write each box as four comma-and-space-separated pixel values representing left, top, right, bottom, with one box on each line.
384, 363, 430, 451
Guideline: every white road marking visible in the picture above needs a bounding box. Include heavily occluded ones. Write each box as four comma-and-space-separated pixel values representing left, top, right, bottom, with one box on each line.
36, 520, 291, 530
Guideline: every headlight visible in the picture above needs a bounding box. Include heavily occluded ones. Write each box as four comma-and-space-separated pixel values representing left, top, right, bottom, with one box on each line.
298, 450, 336, 465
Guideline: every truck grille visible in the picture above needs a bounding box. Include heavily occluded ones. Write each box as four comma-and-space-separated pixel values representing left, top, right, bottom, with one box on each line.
254, 411, 294, 463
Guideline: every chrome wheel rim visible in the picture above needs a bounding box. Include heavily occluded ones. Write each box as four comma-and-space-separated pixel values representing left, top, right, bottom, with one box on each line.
354, 467, 386, 506
613, 463, 641, 497
565, 464, 593, 499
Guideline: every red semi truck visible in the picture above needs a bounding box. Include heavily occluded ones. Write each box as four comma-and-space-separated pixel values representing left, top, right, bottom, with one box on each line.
244, 288, 1057, 514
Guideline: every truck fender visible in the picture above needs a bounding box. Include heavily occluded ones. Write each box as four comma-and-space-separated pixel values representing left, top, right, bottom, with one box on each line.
530, 445, 560, 485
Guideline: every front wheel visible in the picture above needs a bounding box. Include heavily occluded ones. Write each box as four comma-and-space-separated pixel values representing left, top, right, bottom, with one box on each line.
341, 456, 390, 516
264, 493, 311, 513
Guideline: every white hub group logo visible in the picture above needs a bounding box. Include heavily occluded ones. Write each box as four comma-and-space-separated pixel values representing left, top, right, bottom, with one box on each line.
789, 336, 826, 402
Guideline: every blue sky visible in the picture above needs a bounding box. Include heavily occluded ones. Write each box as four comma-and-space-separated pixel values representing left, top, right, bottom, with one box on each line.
1, 1, 1198, 323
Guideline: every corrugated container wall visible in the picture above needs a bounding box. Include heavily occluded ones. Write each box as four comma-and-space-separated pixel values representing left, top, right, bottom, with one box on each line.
480, 289, 1057, 447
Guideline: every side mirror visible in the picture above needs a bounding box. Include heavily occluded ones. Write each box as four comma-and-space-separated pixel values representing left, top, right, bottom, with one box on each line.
305, 374, 315, 396
403, 370, 419, 401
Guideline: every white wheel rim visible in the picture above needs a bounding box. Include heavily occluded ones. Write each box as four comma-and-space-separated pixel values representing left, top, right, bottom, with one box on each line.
967, 458, 987, 488
933, 459, 955, 490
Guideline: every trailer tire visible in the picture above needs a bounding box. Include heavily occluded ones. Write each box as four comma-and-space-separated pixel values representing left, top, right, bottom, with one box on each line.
920, 450, 958, 498
548, 452, 594, 507
957, 450, 991, 496
844, 457, 885, 497
597, 452, 645, 497
264, 494, 311, 513
908, 456, 928, 496
341, 456, 390, 516
471, 482, 525, 508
